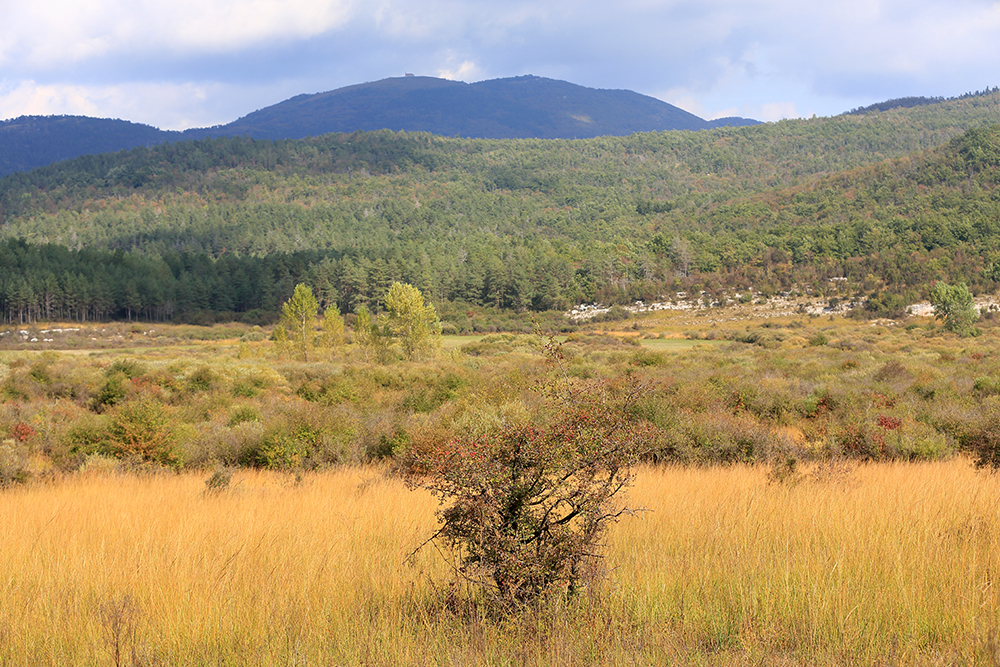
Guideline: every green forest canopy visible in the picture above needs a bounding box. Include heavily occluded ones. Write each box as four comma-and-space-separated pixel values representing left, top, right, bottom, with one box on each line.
2, 92, 1000, 326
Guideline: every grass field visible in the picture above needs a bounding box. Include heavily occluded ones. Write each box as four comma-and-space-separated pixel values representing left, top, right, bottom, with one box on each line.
4, 313, 1000, 664
2, 460, 998, 666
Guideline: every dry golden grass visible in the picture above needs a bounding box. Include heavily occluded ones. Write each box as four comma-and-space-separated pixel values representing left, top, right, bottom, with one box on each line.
615, 460, 1000, 664
2, 460, 999, 665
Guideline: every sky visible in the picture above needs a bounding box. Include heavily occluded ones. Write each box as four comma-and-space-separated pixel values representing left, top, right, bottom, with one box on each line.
2, 0, 999, 131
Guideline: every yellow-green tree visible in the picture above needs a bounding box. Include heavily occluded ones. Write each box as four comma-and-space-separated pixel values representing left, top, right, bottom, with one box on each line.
279, 284, 319, 361
930, 281, 978, 336
320, 304, 345, 350
354, 304, 391, 363
384, 282, 442, 360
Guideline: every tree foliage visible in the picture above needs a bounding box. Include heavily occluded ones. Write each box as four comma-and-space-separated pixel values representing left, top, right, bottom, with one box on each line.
929, 281, 978, 335
320, 304, 345, 351
279, 283, 319, 360
353, 305, 390, 363
383, 282, 442, 360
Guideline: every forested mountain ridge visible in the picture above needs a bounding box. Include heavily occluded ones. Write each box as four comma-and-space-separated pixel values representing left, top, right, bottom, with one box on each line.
0, 116, 182, 177
0, 76, 758, 177
1, 92, 1000, 326
195, 75, 759, 141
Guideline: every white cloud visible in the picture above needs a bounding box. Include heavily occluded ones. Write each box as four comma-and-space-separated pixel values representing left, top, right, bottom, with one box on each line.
0, 79, 290, 129
436, 54, 480, 82
758, 102, 799, 122
4, 0, 1000, 129
0, 81, 107, 119
1, 0, 357, 69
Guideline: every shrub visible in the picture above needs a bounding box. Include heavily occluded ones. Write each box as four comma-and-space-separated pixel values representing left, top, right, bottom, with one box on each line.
10, 421, 35, 442
666, 410, 779, 464
317, 375, 360, 405
836, 422, 889, 460
403, 376, 652, 607
368, 427, 409, 460
107, 358, 146, 379
105, 398, 178, 467
631, 349, 669, 367
930, 281, 979, 336
246, 432, 309, 470
204, 421, 265, 468
241, 420, 322, 470
227, 405, 261, 427
959, 404, 1000, 469
808, 331, 829, 346
0, 439, 30, 487
459, 334, 523, 357
972, 376, 1000, 397
401, 373, 465, 413
65, 416, 110, 460
92, 373, 130, 412
204, 467, 233, 494
186, 366, 217, 393
231, 368, 275, 397
833, 415, 947, 461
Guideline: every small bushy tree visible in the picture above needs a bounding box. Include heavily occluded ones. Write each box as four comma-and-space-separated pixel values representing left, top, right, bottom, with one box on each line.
930, 281, 978, 335
404, 361, 651, 607
353, 283, 441, 362
106, 398, 177, 467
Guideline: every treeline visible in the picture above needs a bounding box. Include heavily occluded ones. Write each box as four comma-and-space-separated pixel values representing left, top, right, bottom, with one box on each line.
0, 237, 638, 326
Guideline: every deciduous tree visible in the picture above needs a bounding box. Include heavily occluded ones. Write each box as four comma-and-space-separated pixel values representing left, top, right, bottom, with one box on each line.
383, 281, 442, 360
320, 304, 345, 351
930, 281, 978, 336
279, 283, 319, 360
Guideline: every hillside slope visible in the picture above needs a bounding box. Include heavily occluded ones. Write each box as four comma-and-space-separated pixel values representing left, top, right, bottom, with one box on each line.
2, 120, 1000, 325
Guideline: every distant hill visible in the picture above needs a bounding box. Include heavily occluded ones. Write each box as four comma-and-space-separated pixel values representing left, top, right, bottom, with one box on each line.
0, 116, 181, 176
194, 75, 760, 141
0, 76, 759, 176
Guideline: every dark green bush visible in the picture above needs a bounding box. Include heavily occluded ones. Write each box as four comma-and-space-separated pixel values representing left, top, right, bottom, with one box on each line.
242, 424, 320, 470
631, 349, 669, 367
808, 332, 829, 346
92, 373, 129, 412
368, 428, 409, 460
972, 376, 1000, 396
401, 373, 465, 413
107, 358, 146, 379
65, 416, 110, 459
186, 366, 217, 392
